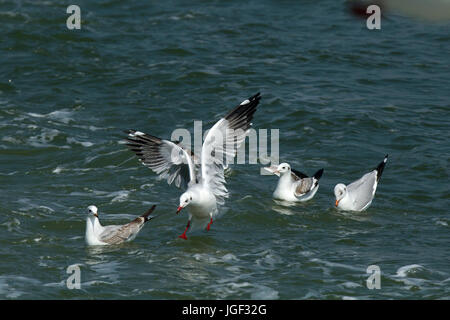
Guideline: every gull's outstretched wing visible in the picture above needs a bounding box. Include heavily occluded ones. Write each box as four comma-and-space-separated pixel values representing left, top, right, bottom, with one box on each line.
125, 130, 197, 189
201, 93, 261, 205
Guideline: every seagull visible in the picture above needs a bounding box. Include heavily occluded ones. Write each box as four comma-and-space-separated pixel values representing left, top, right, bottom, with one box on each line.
85, 205, 156, 246
125, 92, 261, 239
334, 154, 388, 211
264, 163, 324, 202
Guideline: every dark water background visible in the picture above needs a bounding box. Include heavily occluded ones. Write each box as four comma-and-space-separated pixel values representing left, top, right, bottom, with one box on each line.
0, 0, 449, 299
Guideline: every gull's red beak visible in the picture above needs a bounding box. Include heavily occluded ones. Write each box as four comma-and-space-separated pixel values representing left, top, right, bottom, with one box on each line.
176, 206, 183, 214
335, 200, 339, 207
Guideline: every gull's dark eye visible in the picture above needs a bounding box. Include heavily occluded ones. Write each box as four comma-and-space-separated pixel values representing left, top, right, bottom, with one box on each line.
190, 197, 192, 200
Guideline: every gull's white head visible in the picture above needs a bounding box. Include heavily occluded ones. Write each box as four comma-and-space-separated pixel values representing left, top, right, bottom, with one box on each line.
177, 191, 193, 214
87, 205, 98, 218
334, 184, 347, 207
276, 163, 291, 175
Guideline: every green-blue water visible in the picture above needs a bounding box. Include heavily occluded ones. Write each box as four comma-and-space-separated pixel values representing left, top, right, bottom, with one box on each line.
0, 0, 449, 299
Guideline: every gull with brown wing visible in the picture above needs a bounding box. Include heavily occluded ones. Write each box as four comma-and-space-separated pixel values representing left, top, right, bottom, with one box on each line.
85, 205, 156, 246
264, 163, 324, 202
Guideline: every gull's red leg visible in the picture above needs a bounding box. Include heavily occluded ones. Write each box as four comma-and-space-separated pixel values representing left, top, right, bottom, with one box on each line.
206, 218, 213, 231
178, 220, 191, 240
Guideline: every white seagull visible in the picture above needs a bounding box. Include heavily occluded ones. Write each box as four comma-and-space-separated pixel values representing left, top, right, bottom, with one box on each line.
334, 154, 388, 211
85, 205, 156, 246
264, 163, 324, 202
125, 92, 261, 239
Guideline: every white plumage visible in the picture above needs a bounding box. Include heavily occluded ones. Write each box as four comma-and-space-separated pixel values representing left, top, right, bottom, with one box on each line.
126, 93, 261, 239
334, 155, 388, 211
264, 163, 324, 202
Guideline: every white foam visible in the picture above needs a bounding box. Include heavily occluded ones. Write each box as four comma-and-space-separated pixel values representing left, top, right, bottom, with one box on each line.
27, 112, 45, 118
193, 253, 223, 264
38, 205, 54, 213
251, 285, 279, 300
2, 136, 20, 144
66, 137, 94, 147
395, 264, 424, 277
225, 266, 241, 272
28, 109, 74, 124
52, 166, 63, 174
228, 282, 251, 289
110, 190, 130, 203
342, 281, 362, 288
28, 128, 60, 147
47, 110, 74, 124
222, 253, 238, 262
310, 258, 361, 272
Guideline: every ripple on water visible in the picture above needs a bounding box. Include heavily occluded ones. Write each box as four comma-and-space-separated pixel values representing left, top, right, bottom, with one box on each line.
0, 276, 41, 299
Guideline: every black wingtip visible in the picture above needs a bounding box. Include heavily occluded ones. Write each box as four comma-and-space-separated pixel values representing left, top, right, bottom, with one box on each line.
250, 92, 261, 100
375, 155, 388, 182
291, 168, 308, 179
314, 168, 324, 180
223, 92, 261, 129
142, 205, 157, 222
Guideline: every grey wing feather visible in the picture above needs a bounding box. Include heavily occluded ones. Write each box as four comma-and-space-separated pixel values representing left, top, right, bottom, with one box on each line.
125, 130, 198, 189
347, 171, 377, 210
294, 178, 314, 197
99, 218, 145, 245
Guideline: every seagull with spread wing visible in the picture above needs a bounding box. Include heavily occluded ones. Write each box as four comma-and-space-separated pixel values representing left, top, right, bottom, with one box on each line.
125, 93, 261, 239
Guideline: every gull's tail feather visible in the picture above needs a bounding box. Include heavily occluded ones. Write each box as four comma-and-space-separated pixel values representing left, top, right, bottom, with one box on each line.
375, 154, 388, 182
141, 205, 157, 222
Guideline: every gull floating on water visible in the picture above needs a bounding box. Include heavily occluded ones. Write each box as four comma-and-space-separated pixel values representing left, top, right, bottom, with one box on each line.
125, 92, 261, 239
85, 205, 156, 245
334, 154, 388, 211
264, 163, 324, 202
